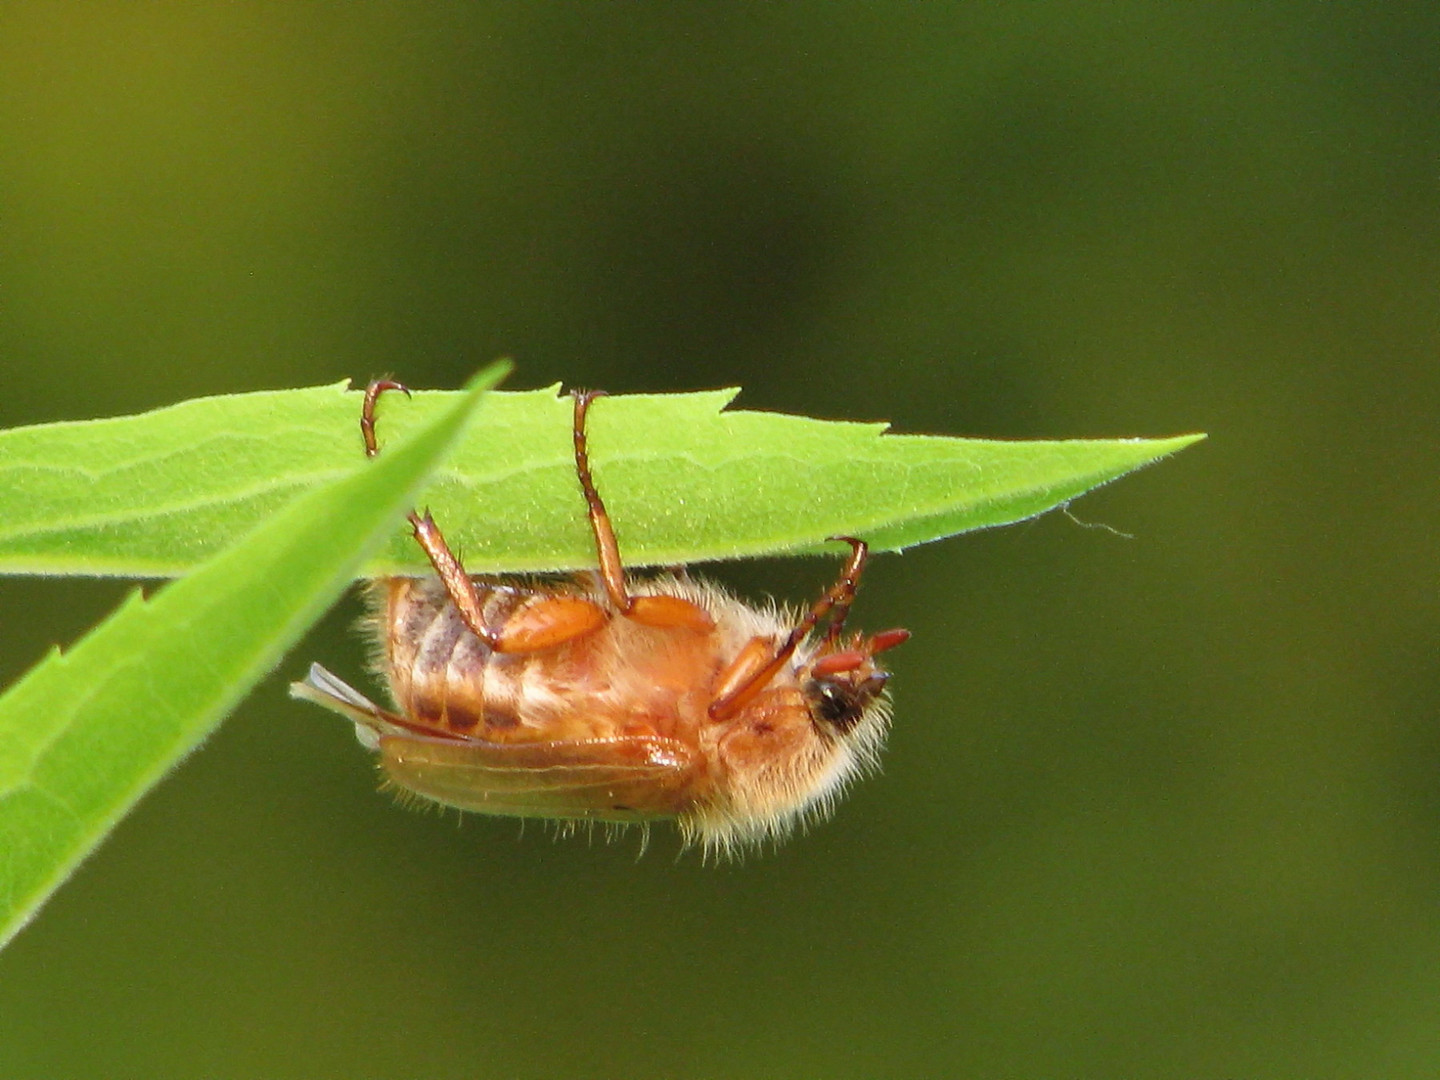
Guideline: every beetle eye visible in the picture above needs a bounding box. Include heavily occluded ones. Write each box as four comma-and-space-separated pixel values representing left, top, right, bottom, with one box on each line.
806, 677, 864, 733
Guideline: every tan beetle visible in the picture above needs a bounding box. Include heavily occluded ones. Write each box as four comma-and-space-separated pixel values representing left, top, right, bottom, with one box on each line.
292, 382, 908, 855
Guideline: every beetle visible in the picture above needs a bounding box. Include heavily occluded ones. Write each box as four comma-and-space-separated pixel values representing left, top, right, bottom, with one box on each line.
292, 382, 908, 855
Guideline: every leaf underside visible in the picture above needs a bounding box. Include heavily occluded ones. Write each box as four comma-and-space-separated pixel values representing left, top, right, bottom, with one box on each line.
0, 384, 1204, 578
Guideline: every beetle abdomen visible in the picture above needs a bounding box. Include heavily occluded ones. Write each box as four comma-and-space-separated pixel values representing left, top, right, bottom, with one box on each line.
376, 577, 581, 740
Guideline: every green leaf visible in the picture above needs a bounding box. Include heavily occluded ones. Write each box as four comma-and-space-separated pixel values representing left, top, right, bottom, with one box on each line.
0, 385, 1204, 578
0, 364, 506, 951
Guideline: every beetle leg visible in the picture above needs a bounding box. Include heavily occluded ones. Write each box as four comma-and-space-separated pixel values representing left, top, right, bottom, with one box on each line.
707, 538, 872, 721
571, 390, 714, 633
361, 378, 411, 457
490, 592, 608, 652
362, 380, 607, 654
403, 509, 507, 649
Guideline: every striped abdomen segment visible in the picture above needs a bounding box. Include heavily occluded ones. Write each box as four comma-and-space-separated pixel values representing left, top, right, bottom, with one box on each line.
378, 577, 587, 740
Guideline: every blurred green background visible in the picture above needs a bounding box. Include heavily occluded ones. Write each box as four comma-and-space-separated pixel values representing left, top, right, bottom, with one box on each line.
1, 4, 1437, 1077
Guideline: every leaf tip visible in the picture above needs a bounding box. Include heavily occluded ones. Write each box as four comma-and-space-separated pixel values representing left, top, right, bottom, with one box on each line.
464, 360, 514, 394
1159, 432, 1208, 455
